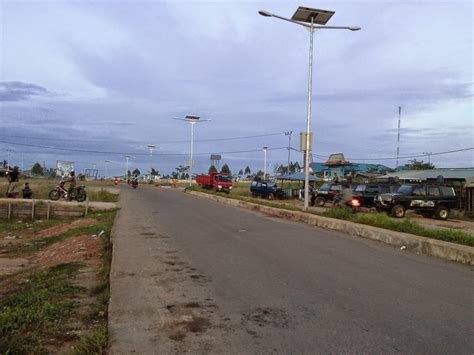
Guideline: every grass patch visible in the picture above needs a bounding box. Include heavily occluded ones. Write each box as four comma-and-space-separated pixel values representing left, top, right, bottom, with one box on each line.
87, 189, 119, 202
72, 327, 108, 355
0, 218, 69, 236
0, 263, 84, 354
189, 187, 474, 247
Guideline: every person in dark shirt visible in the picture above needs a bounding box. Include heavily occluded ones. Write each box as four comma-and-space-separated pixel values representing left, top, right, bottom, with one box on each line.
22, 182, 33, 199
7, 166, 20, 198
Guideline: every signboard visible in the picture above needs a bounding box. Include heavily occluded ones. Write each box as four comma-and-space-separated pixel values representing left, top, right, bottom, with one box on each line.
56, 160, 74, 177
299, 132, 313, 151
210, 154, 221, 161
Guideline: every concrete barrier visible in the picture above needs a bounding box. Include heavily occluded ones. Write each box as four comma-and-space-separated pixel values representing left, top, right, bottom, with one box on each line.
187, 191, 474, 265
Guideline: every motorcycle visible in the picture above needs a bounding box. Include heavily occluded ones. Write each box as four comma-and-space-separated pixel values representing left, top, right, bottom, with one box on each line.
49, 183, 87, 202
131, 179, 138, 189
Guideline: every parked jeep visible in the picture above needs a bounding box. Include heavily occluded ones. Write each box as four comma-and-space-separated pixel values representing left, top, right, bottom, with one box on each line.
250, 181, 284, 200
374, 184, 457, 220
350, 183, 400, 208
311, 183, 353, 207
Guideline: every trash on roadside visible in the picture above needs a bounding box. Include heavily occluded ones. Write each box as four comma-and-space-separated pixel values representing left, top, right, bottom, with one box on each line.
98, 230, 105, 237
400, 245, 407, 250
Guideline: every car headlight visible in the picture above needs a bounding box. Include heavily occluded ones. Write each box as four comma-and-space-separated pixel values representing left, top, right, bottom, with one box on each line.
217, 185, 222, 189
229, 186, 233, 189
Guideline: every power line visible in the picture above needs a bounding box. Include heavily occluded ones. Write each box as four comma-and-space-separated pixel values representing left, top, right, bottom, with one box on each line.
0, 139, 288, 156
346, 148, 474, 161
0, 131, 287, 145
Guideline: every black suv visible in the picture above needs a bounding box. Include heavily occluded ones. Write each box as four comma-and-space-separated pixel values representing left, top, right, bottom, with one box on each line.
311, 183, 353, 207
374, 184, 457, 220
250, 181, 284, 200
351, 183, 400, 208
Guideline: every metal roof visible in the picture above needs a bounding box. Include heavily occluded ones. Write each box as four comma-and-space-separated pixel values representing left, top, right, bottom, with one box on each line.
380, 168, 474, 181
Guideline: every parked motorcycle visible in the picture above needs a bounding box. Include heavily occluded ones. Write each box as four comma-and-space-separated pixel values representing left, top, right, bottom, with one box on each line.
49, 183, 87, 202
131, 178, 138, 189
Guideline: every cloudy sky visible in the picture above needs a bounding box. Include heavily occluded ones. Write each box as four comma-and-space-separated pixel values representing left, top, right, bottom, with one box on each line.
0, 0, 472, 176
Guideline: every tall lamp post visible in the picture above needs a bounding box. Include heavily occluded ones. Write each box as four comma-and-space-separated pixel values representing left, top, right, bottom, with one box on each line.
124, 155, 130, 179
259, 6, 360, 209
285, 131, 293, 174
104, 160, 110, 178
173, 115, 211, 186
263, 146, 268, 180
147, 144, 156, 180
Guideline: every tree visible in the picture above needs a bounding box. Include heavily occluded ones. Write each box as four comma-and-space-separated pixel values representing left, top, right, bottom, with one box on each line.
238, 169, 244, 176
244, 166, 251, 175
31, 162, 43, 176
150, 168, 159, 176
256, 170, 264, 177
407, 159, 435, 170
208, 165, 218, 174
221, 163, 231, 175
132, 168, 141, 177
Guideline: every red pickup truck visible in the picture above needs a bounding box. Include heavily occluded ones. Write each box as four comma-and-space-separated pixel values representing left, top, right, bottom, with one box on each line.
195, 173, 233, 193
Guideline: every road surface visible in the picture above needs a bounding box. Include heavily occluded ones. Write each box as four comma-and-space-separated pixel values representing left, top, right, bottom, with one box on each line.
108, 186, 473, 354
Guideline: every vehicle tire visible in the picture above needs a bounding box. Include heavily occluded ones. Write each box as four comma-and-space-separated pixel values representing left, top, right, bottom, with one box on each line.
267, 193, 274, 200
49, 189, 60, 200
434, 205, 449, 220
251, 192, 258, 198
315, 197, 326, 207
75, 191, 87, 202
391, 204, 405, 218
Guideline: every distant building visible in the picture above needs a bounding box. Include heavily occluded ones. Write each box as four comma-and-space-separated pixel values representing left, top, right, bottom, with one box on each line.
309, 153, 390, 181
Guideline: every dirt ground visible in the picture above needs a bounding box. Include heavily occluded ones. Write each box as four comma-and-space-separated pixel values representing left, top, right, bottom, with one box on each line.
0, 216, 107, 352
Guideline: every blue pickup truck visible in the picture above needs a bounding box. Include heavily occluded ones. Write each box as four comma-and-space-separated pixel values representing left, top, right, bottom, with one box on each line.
250, 180, 284, 200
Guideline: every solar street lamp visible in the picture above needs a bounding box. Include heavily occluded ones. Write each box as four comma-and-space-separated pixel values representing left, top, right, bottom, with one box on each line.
259, 6, 360, 209
147, 144, 156, 180
173, 115, 211, 186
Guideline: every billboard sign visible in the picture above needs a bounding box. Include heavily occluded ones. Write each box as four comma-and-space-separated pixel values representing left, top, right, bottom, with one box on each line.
56, 160, 74, 177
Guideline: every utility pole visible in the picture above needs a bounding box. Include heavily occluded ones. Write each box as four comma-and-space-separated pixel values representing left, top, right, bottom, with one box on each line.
263, 146, 268, 180
285, 131, 293, 174
396, 106, 401, 169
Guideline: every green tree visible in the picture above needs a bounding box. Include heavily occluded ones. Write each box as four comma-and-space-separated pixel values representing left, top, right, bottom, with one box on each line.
132, 168, 141, 177
31, 162, 43, 176
244, 166, 251, 175
221, 163, 231, 175
256, 170, 264, 177
150, 168, 159, 176
407, 159, 435, 170
238, 169, 244, 176
208, 165, 218, 174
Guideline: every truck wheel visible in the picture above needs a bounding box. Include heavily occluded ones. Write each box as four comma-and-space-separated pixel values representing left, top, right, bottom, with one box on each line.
267, 193, 274, 200
315, 197, 326, 207
434, 205, 449, 220
391, 204, 405, 218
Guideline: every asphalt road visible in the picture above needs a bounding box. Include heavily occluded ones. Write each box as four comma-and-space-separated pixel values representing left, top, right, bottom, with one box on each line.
108, 186, 473, 354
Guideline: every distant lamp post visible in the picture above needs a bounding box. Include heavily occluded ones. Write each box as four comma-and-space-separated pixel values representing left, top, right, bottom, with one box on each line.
263, 146, 268, 180
259, 6, 360, 209
104, 160, 110, 178
173, 115, 211, 186
285, 131, 293, 174
147, 144, 156, 180
124, 155, 130, 179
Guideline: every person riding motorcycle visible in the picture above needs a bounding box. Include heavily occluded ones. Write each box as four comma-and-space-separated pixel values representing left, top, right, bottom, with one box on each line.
61, 171, 77, 200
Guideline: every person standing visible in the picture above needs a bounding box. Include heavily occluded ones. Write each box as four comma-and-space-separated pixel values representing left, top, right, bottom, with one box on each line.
7, 166, 20, 198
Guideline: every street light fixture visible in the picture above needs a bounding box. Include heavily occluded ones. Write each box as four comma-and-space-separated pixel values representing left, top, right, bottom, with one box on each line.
259, 6, 360, 209
104, 160, 110, 178
262, 146, 268, 180
173, 115, 211, 186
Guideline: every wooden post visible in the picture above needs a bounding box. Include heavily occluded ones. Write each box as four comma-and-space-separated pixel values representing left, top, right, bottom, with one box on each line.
7, 203, 11, 220
31, 200, 35, 220
84, 198, 89, 217
47, 202, 51, 220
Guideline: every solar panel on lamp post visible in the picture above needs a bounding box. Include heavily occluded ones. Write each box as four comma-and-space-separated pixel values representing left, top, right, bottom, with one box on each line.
173, 115, 211, 186
259, 6, 360, 209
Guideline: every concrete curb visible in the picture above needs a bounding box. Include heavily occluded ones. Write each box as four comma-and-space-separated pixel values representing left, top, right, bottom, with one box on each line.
187, 191, 474, 265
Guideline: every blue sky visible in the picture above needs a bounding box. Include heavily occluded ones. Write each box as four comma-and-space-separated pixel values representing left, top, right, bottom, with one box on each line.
0, 0, 472, 176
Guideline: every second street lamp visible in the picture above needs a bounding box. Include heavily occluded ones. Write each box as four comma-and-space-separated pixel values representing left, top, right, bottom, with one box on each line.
173, 115, 211, 186
259, 6, 360, 209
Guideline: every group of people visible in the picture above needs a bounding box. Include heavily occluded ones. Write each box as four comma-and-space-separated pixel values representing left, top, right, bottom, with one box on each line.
5, 166, 32, 199
5, 167, 77, 199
